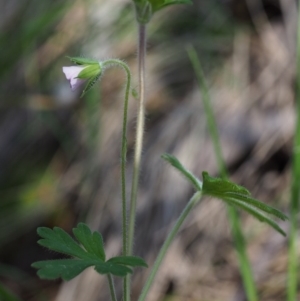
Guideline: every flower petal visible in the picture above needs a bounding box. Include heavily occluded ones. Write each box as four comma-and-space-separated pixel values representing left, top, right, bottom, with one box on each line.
62, 66, 87, 91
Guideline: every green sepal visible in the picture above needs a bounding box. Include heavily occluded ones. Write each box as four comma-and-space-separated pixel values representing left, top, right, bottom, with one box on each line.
65, 56, 102, 97
67, 56, 99, 66
81, 72, 102, 97
76, 64, 102, 97
77, 64, 101, 80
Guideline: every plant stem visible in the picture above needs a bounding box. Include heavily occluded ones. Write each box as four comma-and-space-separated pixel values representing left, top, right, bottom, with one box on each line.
187, 46, 258, 301
107, 274, 118, 301
138, 191, 202, 301
128, 24, 147, 256
125, 23, 146, 301
102, 59, 131, 301
287, 3, 300, 300
102, 59, 131, 254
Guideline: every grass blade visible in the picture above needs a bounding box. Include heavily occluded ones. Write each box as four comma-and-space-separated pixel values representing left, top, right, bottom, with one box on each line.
287, 3, 300, 300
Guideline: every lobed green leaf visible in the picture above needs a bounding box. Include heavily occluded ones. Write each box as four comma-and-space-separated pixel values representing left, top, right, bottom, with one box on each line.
162, 158, 287, 236
32, 258, 137, 279
202, 171, 250, 197
201, 171, 288, 236
37, 227, 89, 259
73, 223, 106, 261
95, 262, 133, 277
33, 223, 148, 281
32, 259, 97, 281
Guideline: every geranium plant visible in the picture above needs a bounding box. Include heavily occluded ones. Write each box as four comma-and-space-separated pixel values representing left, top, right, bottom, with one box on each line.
32, 1, 290, 301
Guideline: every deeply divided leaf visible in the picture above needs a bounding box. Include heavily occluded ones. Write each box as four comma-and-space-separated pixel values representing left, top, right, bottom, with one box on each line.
33, 223, 148, 280
202, 171, 288, 236
32, 259, 97, 281
37, 227, 88, 259
73, 223, 105, 261
202, 171, 250, 197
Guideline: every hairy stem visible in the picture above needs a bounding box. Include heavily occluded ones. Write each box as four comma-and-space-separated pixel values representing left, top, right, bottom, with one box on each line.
126, 23, 147, 301
287, 3, 300, 300
138, 191, 202, 301
128, 24, 147, 255
107, 274, 118, 301
102, 59, 131, 301
187, 46, 258, 301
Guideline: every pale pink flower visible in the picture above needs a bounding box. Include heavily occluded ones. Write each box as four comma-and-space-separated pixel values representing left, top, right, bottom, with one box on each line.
62, 66, 87, 91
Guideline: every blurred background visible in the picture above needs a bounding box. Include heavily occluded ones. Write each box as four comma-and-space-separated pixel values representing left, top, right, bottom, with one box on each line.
0, 0, 298, 300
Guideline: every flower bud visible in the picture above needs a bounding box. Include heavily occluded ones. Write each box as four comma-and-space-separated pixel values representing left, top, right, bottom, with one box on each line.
62, 57, 102, 97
